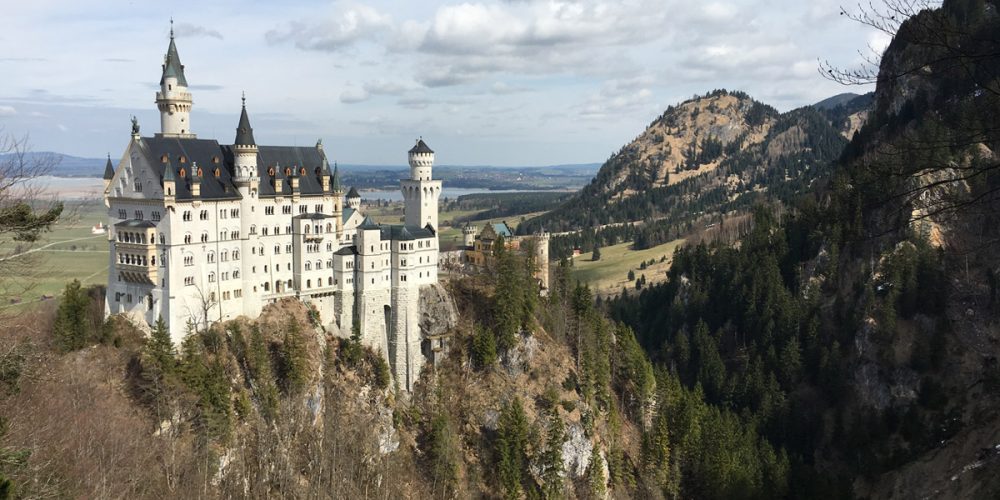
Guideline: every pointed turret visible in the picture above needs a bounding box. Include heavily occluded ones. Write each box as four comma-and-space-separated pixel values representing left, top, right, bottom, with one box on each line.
234, 94, 255, 146
163, 159, 176, 203
156, 19, 194, 138
103, 154, 115, 180
331, 162, 343, 193
160, 27, 188, 87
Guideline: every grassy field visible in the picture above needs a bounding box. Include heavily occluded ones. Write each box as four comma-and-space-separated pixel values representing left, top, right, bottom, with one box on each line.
570, 238, 685, 297
2, 201, 110, 308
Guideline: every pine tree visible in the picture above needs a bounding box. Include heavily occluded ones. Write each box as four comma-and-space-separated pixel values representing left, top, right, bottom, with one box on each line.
428, 412, 460, 496
497, 397, 530, 499
540, 412, 565, 499
53, 279, 92, 351
148, 316, 175, 373
586, 446, 607, 499
592, 243, 602, 261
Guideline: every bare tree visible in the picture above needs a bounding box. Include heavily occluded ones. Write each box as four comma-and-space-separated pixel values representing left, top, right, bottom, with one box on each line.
0, 129, 64, 305
186, 284, 219, 332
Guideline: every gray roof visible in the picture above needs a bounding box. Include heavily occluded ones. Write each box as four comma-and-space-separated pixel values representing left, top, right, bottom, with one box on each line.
115, 219, 156, 229
138, 135, 332, 201
342, 207, 356, 222
292, 213, 329, 220
234, 101, 255, 146
160, 35, 188, 87
382, 224, 435, 241
335, 245, 358, 256
142, 136, 239, 201
409, 138, 433, 154
347, 186, 360, 199
103, 155, 115, 180
359, 215, 379, 230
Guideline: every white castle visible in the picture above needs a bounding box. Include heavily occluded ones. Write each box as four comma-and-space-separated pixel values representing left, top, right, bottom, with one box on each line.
103, 28, 445, 390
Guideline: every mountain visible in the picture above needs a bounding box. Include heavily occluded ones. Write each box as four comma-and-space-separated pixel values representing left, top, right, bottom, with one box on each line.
521, 90, 851, 256
0, 152, 107, 177
812, 92, 863, 110
605, 0, 1000, 497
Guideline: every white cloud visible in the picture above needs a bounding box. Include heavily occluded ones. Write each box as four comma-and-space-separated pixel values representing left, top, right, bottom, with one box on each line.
0, 105, 16, 116
339, 87, 370, 104
174, 23, 223, 40
266, 4, 392, 51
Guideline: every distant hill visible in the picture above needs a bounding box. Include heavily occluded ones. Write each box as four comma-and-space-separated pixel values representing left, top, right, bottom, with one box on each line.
521, 89, 850, 252
0, 152, 108, 177
812, 92, 863, 110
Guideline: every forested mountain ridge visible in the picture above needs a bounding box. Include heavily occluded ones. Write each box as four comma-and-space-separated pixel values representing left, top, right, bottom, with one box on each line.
520, 90, 860, 246
606, 0, 1000, 497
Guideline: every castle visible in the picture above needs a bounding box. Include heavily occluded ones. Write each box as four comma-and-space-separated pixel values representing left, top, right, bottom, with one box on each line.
102, 27, 444, 391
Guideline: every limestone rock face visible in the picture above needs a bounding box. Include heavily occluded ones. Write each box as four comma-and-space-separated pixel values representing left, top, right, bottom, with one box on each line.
561, 423, 593, 478
418, 283, 458, 338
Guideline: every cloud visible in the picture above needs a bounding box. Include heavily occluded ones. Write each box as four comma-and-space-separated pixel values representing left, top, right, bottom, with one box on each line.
56, 124, 68, 132
363, 79, 417, 96
0, 105, 16, 116
340, 87, 370, 104
490, 82, 530, 95
579, 76, 655, 120
266, 4, 391, 51
174, 23, 224, 40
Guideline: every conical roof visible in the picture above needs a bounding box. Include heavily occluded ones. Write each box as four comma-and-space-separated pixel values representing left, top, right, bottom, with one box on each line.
408, 138, 433, 154
234, 97, 256, 146
103, 155, 115, 180
331, 163, 342, 191
163, 160, 176, 182
159, 30, 188, 87
359, 215, 378, 229
347, 186, 360, 198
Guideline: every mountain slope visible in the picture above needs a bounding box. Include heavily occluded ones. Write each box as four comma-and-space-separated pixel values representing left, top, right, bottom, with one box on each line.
522, 90, 851, 254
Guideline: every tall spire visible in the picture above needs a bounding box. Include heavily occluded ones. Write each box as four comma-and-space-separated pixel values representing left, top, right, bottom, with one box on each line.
103, 154, 115, 180
235, 93, 256, 146
331, 162, 342, 192
160, 20, 188, 87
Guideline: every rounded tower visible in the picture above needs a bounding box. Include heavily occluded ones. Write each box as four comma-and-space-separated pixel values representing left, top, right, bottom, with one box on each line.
401, 138, 442, 231
462, 223, 477, 248
155, 21, 194, 138
232, 93, 258, 187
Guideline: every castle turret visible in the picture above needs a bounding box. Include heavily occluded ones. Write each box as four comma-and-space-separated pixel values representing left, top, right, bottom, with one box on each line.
155, 21, 194, 138
232, 94, 258, 188
103, 154, 115, 191
462, 223, 477, 248
190, 162, 201, 198
401, 138, 442, 231
163, 159, 176, 204
346, 186, 361, 209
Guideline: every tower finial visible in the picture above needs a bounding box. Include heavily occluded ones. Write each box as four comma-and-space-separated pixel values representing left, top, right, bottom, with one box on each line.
241, 90, 246, 107
170, 18, 174, 39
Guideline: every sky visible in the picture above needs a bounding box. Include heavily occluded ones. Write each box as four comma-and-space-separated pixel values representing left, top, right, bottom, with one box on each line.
0, 0, 888, 166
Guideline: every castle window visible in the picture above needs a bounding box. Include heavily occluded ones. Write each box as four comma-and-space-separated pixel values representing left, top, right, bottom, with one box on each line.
207, 251, 215, 263
284, 167, 291, 177
274, 245, 280, 254
285, 244, 292, 253
146, 295, 153, 310
233, 270, 240, 279
179, 156, 187, 164
214, 168, 220, 177
299, 167, 306, 176
249, 225, 257, 235
268, 167, 275, 177
305, 262, 311, 271
212, 156, 220, 165
152, 211, 161, 222
200, 210, 208, 220
161, 154, 168, 163
184, 255, 194, 266
265, 206, 274, 215
298, 205, 307, 214
221, 251, 228, 262
307, 279, 311, 288
196, 167, 203, 177
208, 272, 216, 283
182, 210, 191, 221
315, 204, 323, 213
185, 276, 194, 286
134, 181, 142, 192
201, 233, 208, 243
179, 167, 186, 178
314, 167, 321, 176
235, 289, 242, 298
184, 234, 191, 244
118, 209, 127, 219
315, 260, 322, 269
262, 227, 269, 236
282, 206, 292, 215
328, 277, 333, 286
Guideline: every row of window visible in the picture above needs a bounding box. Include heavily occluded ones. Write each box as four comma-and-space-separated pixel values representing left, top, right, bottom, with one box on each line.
185, 250, 241, 266
118, 253, 154, 266
117, 209, 161, 221
206, 270, 241, 282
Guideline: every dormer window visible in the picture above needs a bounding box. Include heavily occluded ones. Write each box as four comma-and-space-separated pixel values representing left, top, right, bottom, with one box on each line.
212, 156, 220, 164
284, 167, 292, 177
179, 155, 187, 164
161, 154, 168, 163
196, 167, 203, 177
299, 167, 307, 176
179, 168, 186, 178
268, 167, 275, 177
214, 168, 221, 177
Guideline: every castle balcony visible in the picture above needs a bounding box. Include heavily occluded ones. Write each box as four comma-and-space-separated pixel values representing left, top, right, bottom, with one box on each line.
114, 261, 158, 285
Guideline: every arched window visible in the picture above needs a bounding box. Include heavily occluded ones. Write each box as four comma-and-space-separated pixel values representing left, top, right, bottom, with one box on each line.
207, 251, 215, 263
179, 168, 186, 178
233, 250, 240, 260
208, 272, 216, 283
233, 270, 240, 279
196, 167, 203, 177
305, 262, 312, 271
307, 279, 311, 288
284, 167, 292, 177
299, 167, 307, 176
268, 167, 275, 177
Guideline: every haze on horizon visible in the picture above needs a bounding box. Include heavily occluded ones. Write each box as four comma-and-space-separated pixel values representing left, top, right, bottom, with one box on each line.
0, 0, 886, 166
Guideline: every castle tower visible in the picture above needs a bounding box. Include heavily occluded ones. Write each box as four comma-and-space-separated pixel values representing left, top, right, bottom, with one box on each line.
330, 162, 345, 236
534, 230, 551, 294
232, 94, 258, 186
103, 154, 115, 191
462, 223, 477, 248
346, 187, 361, 210
401, 138, 442, 231
155, 21, 195, 138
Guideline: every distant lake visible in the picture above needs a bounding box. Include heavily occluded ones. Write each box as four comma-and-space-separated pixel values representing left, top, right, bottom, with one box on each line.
358, 188, 564, 202
32, 176, 567, 202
